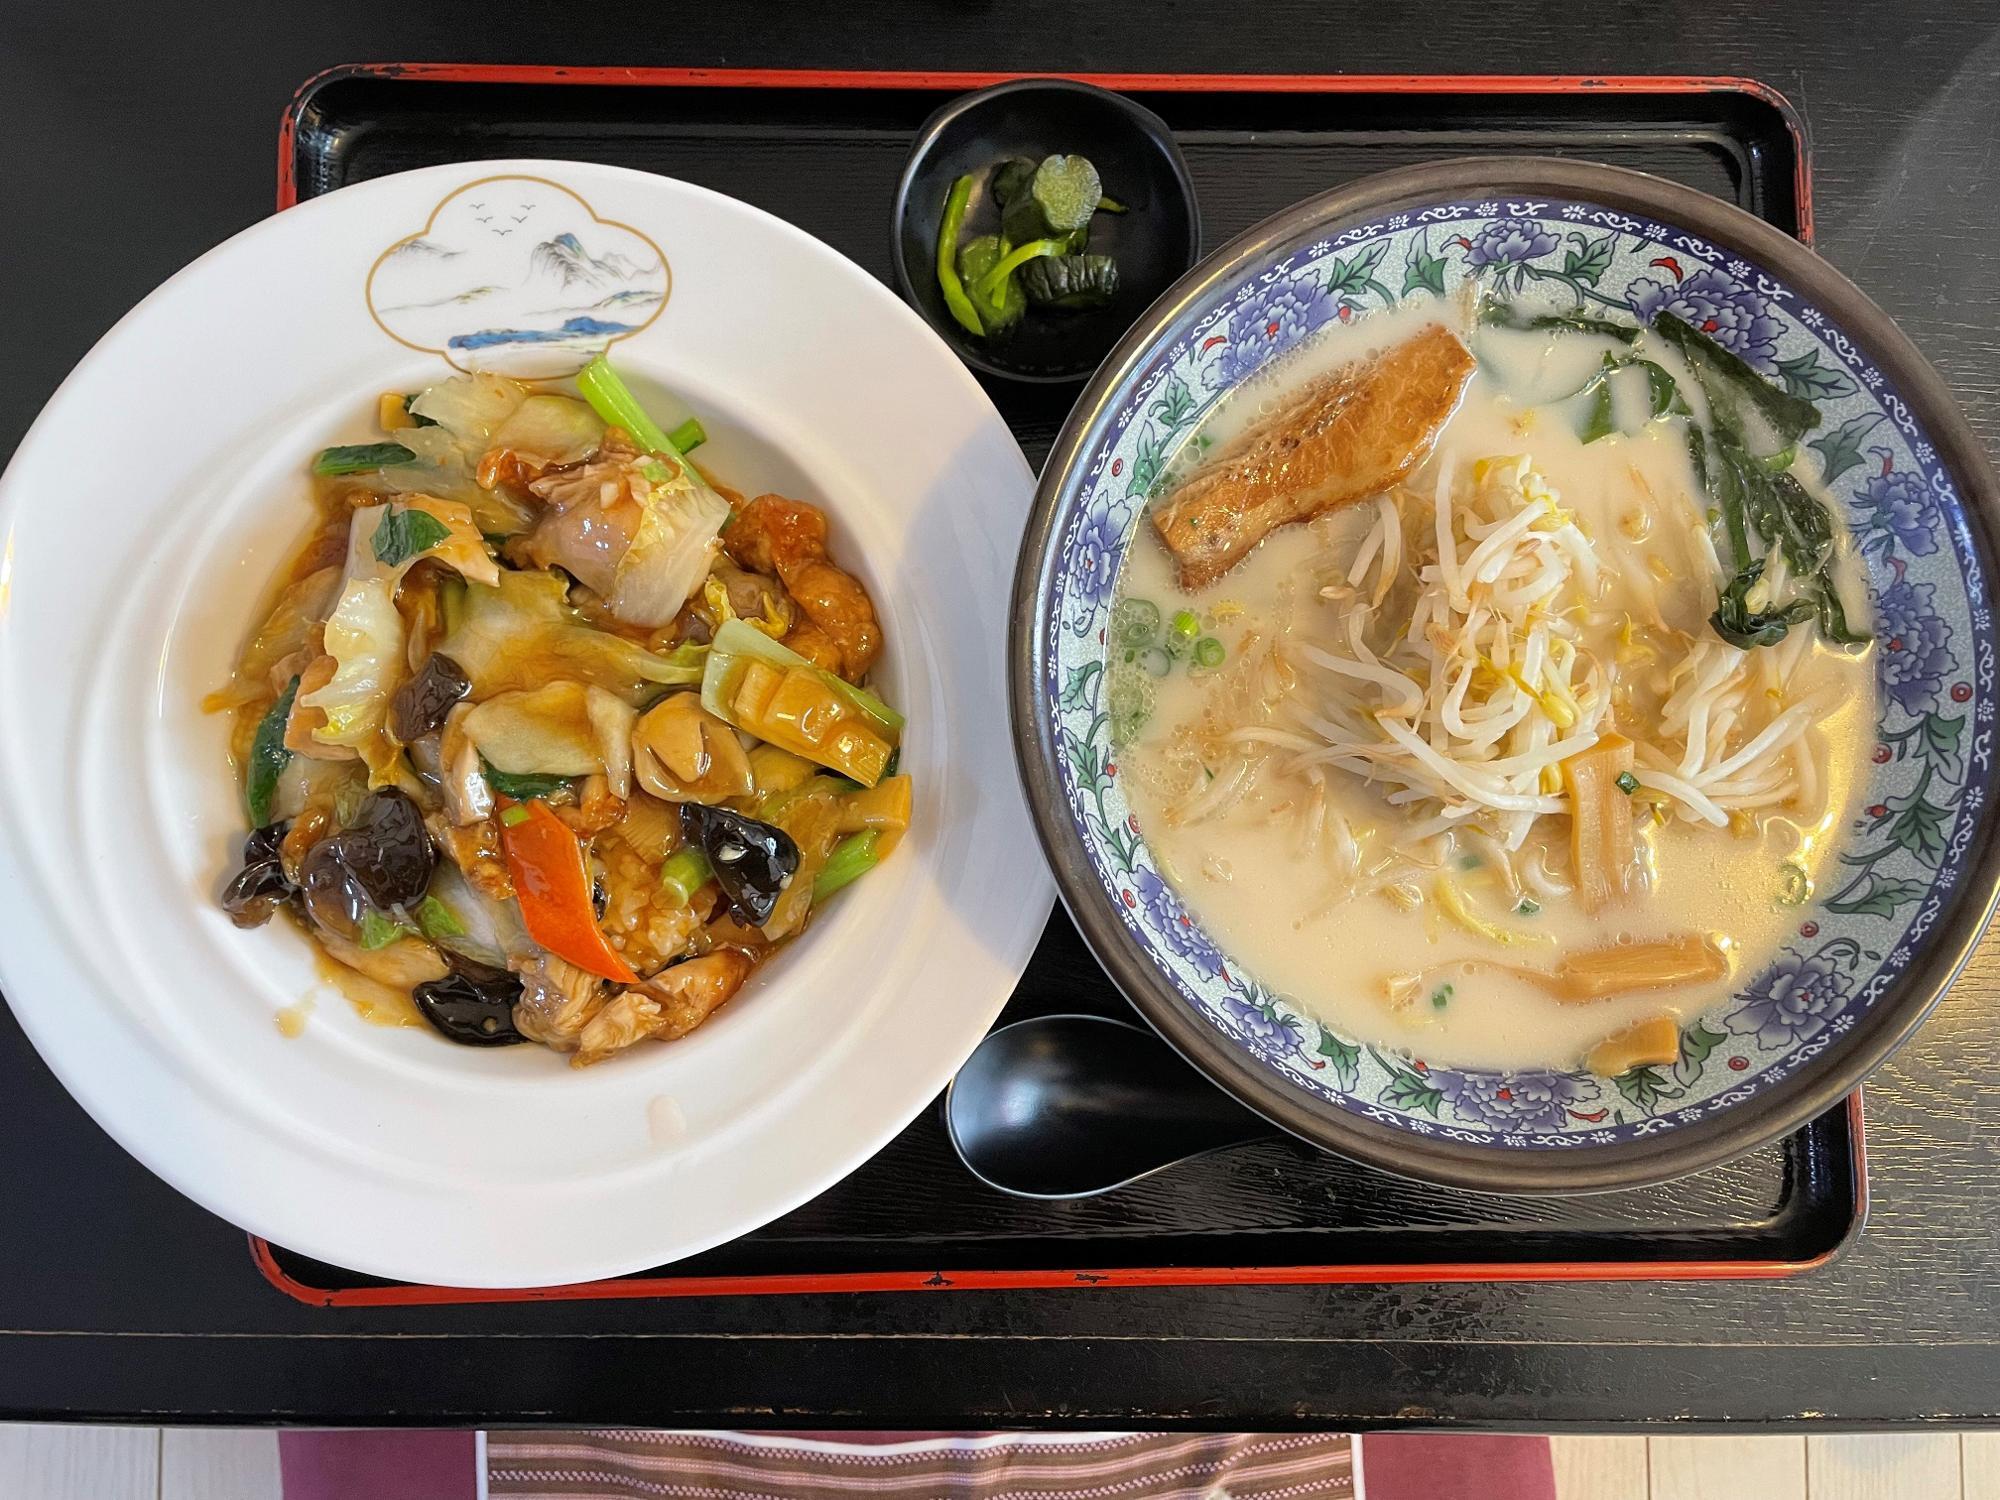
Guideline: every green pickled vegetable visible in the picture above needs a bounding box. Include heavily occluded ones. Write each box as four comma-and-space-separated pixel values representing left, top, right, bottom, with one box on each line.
314, 442, 416, 477
245, 676, 299, 826
971, 238, 1069, 305
958, 235, 1026, 332
1031, 154, 1103, 233
935, 174, 985, 337
990, 156, 1038, 205
1018, 253, 1119, 310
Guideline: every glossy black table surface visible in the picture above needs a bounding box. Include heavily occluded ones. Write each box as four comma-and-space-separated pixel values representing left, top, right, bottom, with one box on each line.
3, 0, 1998, 1429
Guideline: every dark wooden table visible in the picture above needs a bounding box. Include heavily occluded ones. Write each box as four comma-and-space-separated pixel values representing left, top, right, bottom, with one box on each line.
4, 0, 1999, 1430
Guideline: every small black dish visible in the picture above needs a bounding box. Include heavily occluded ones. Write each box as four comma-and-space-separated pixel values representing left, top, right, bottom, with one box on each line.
892, 79, 1200, 385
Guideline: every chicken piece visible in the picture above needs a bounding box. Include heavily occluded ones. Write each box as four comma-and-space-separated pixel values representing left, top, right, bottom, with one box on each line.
570, 950, 755, 1066
722, 495, 881, 681
1150, 323, 1476, 589
648, 950, 755, 1041
781, 557, 879, 679
721, 492, 823, 575
780, 620, 844, 674
572, 989, 664, 1067
512, 953, 607, 1052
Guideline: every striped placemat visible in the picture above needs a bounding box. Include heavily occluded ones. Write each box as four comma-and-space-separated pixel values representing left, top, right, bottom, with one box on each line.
485, 1430, 1359, 1498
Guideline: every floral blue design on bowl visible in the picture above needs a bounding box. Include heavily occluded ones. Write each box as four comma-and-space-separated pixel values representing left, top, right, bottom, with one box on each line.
1039, 196, 1996, 1150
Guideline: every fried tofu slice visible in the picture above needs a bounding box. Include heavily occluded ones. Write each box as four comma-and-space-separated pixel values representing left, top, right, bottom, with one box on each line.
1150, 322, 1476, 589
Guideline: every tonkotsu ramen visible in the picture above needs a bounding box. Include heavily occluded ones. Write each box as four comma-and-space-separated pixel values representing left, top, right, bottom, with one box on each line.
1113, 290, 1875, 1076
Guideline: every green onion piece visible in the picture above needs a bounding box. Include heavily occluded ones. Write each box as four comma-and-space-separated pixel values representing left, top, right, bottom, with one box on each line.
314, 442, 416, 477
1193, 636, 1226, 669
500, 805, 532, 828
970, 237, 1069, 304
1514, 897, 1542, 917
935, 175, 985, 336
576, 355, 678, 455
245, 676, 300, 826
1097, 194, 1128, 214
416, 895, 465, 942
814, 831, 882, 903
1778, 862, 1813, 906
659, 846, 713, 906
1615, 770, 1640, 795
1170, 609, 1200, 640
667, 417, 706, 454
359, 909, 411, 950
1430, 983, 1454, 1010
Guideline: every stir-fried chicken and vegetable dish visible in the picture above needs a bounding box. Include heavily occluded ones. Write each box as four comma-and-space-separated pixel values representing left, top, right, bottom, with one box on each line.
212, 359, 910, 1065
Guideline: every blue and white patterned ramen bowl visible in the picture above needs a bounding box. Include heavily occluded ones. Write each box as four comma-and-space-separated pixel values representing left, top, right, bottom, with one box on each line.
1012, 158, 2000, 1193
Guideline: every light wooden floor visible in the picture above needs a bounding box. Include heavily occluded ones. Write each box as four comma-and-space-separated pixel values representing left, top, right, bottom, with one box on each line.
1553, 1434, 1998, 1499
0, 1426, 1993, 1498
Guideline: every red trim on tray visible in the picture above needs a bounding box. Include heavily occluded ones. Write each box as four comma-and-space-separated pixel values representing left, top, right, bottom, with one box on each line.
262, 63, 1841, 1307
276, 65, 1814, 243
249, 1092, 1867, 1306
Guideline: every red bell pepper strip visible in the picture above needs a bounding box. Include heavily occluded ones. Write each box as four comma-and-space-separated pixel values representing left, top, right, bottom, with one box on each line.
495, 799, 638, 984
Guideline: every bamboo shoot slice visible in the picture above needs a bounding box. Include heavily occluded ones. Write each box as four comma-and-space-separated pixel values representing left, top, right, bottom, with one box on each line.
1587, 1014, 1682, 1075
1563, 732, 1636, 912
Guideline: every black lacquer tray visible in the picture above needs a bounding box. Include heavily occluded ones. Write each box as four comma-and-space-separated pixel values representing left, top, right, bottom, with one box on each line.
260, 67, 1860, 1305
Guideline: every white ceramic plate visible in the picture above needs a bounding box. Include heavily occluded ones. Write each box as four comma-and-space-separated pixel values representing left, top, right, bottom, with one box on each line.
0, 161, 1049, 1286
